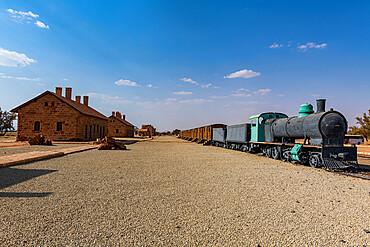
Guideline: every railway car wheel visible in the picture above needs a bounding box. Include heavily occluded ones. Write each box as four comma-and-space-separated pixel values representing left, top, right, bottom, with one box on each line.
271, 147, 280, 160
281, 151, 290, 162
265, 147, 272, 158
309, 155, 322, 168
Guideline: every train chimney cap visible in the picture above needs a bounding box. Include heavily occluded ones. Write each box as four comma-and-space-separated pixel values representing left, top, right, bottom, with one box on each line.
316, 99, 326, 113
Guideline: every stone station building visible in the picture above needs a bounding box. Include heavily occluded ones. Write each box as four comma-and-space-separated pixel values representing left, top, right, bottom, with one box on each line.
108, 111, 135, 138
11, 87, 108, 141
138, 124, 156, 137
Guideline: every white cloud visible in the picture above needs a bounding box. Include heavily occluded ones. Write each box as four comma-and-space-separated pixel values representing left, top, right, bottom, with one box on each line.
63, 78, 68, 81
213, 86, 220, 89
269, 43, 283, 49
35, 20, 49, 29
224, 69, 261, 79
0, 73, 40, 81
7, 9, 39, 19
173, 91, 193, 95
209, 95, 228, 99
254, 88, 272, 96
146, 84, 158, 88
87, 93, 133, 104
235, 88, 249, 92
298, 42, 327, 51
277, 94, 285, 97
115, 79, 140, 87
179, 99, 213, 104
165, 98, 177, 102
0, 47, 36, 67
180, 77, 198, 85
6, 9, 49, 29
231, 93, 251, 97
201, 83, 212, 88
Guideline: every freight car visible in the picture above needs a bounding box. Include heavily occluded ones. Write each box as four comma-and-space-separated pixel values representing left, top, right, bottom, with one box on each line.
179, 124, 226, 144
179, 99, 358, 169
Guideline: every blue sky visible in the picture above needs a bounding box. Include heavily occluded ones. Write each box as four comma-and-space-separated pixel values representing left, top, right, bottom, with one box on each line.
0, 0, 369, 131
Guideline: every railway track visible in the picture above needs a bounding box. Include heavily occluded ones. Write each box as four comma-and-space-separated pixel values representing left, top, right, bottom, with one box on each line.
331, 170, 370, 180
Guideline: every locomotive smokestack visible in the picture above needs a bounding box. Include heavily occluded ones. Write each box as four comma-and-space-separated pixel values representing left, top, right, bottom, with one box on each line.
316, 99, 326, 113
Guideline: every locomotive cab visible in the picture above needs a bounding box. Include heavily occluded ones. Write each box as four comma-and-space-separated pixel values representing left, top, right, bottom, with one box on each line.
249, 112, 288, 142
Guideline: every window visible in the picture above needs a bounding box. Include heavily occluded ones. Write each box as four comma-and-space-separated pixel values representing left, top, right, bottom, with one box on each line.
93, 125, 96, 133
116, 129, 119, 133
34, 121, 40, 131
57, 122, 63, 131
251, 120, 256, 126
51, 102, 55, 107
45, 102, 48, 106
89, 125, 92, 138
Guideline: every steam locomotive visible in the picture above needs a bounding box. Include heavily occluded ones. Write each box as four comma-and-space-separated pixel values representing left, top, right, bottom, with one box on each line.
179, 99, 358, 169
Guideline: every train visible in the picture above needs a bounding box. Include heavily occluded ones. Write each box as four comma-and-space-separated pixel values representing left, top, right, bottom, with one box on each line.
179, 99, 359, 169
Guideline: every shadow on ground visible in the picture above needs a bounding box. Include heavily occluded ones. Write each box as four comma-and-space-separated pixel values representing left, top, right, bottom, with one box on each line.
0, 167, 57, 193
0, 192, 52, 197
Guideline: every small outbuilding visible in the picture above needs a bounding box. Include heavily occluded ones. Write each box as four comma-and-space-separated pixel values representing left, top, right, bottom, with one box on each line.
108, 111, 135, 138
138, 124, 156, 137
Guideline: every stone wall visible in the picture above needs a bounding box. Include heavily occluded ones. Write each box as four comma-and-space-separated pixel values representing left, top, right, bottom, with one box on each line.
107, 116, 134, 137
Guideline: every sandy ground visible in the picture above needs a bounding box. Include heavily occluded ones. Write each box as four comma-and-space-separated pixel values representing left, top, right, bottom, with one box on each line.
0, 136, 369, 246
0, 136, 16, 142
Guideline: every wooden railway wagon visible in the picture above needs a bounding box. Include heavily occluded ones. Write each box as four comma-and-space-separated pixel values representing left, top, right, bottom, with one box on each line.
180, 124, 226, 144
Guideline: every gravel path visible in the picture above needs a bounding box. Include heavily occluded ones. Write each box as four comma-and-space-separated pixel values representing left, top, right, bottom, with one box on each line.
0, 136, 369, 246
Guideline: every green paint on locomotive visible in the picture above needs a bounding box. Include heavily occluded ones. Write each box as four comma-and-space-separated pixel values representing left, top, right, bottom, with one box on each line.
249, 112, 288, 142
298, 103, 314, 118
291, 144, 303, 161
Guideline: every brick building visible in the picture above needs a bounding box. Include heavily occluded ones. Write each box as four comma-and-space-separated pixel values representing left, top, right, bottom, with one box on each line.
108, 111, 135, 137
137, 124, 156, 137
11, 87, 108, 141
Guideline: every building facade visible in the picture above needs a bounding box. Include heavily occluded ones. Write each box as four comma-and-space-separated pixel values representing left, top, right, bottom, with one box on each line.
11, 87, 108, 141
108, 111, 135, 138
138, 124, 156, 137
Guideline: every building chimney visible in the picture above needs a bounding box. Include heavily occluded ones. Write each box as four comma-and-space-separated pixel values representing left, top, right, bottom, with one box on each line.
316, 99, 326, 113
75, 95, 81, 103
65, 87, 72, 100
116, 111, 122, 119
56, 87, 62, 96
112, 111, 115, 117
122, 115, 125, 120
83, 96, 89, 106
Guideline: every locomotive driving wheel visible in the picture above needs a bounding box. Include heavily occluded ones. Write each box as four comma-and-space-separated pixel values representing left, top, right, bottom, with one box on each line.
265, 147, 272, 158
281, 150, 290, 162
271, 147, 280, 160
309, 155, 322, 168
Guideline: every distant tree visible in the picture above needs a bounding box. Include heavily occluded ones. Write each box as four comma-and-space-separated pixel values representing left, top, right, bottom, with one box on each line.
348, 110, 370, 141
0, 108, 16, 135
172, 129, 180, 135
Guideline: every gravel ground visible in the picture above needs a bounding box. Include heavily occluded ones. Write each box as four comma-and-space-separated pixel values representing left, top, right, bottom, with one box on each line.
0, 144, 85, 157
0, 136, 369, 246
